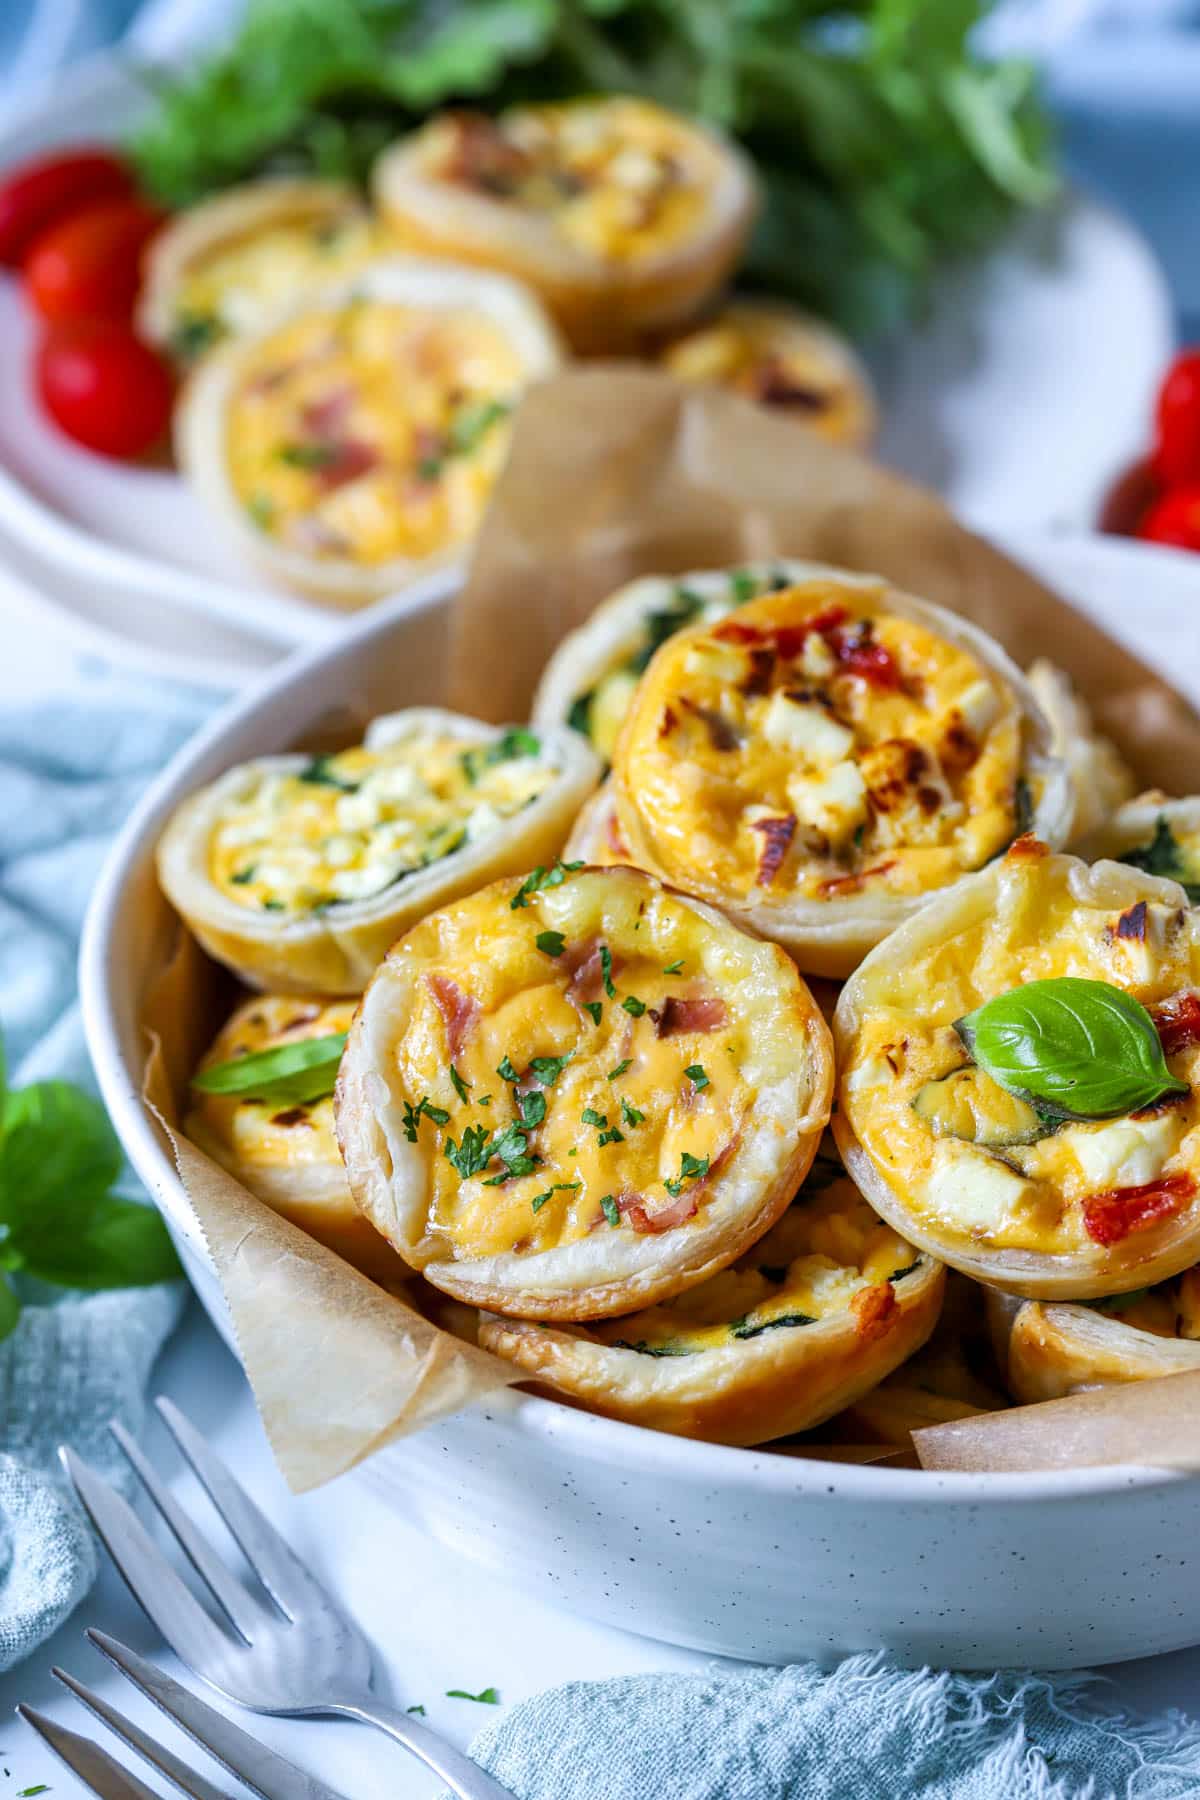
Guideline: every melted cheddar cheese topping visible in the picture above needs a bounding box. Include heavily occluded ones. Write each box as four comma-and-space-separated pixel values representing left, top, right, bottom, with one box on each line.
168, 209, 383, 359
842, 847, 1200, 1258
418, 99, 714, 263
616, 581, 1026, 903
226, 300, 525, 564
188, 994, 354, 1172
657, 304, 872, 445
387, 869, 805, 1264
209, 730, 555, 914
585, 1153, 919, 1356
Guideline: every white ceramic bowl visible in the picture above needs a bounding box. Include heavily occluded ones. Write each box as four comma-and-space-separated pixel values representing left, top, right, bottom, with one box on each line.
82, 534, 1200, 1671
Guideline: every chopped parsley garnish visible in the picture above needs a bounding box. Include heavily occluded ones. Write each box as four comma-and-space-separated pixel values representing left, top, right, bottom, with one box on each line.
730, 568, 760, 604
444, 1124, 493, 1178
297, 752, 359, 791
406, 1704, 426, 1716
449, 1066, 471, 1104
485, 1120, 541, 1181
621, 995, 646, 1018
685, 1064, 709, 1090
278, 441, 339, 470
449, 398, 511, 456
532, 1179, 582, 1214
600, 1194, 621, 1227
530, 1053, 572, 1086
583, 1001, 602, 1025
599, 944, 616, 998
581, 1107, 607, 1129
1118, 816, 1200, 901
608, 1059, 632, 1081
496, 1055, 520, 1084
461, 726, 541, 785
511, 860, 584, 909
536, 930, 566, 957
531, 1189, 553, 1213
519, 1090, 547, 1128
730, 1311, 816, 1339
245, 492, 274, 530
261, 898, 285, 911
567, 691, 593, 737
597, 1126, 625, 1147
889, 1259, 922, 1282
446, 1686, 500, 1704
230, 864, 257, 885
620, 1098, 644, 1127
401, 1095, 451, 1142
663, 959, 684, 975
665, 1151, 710, 1196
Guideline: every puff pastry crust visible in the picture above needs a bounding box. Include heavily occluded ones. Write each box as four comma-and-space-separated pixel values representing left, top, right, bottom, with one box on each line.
609, 570, 1072, 976
1026, 659, 1136, 845
157, 709, 600, 994
335, 863, 834, 1319
835, 841, 1200, 1299
1078, 792, 1200, 895
372, 98, 756, 352
478, 1143, 942, 1443
993, 1273, 1200, 1404
174, 259, 563, 606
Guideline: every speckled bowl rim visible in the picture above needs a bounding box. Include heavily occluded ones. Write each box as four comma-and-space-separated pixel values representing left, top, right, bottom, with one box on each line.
79, 553, 1193, 1505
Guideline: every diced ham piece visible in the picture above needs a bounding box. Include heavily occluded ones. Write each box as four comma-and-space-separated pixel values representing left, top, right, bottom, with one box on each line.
852, 1281, 897, 1342
301, 387, 355, 438
654, 995, 728, 1038
1082, 1174, 1197, 1247
426, 974, 481, 1061
313, 438, 379, 491
618, 1190, 699, 1234
1154, 991, 1200, 1058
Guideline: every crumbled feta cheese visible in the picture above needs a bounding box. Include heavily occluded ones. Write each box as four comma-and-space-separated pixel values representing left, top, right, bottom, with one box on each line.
786, 760, 868, 841
760, 691, 853, 763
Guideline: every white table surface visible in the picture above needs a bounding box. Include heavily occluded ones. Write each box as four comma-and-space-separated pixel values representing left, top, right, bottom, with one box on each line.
4, 600, 1200, 1798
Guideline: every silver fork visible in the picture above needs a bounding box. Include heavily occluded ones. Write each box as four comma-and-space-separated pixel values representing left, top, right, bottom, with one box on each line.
21, 1632, 349, 1799
62, 1397, 515, 1800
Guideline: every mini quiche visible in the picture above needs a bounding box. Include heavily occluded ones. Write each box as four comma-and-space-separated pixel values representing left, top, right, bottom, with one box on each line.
834, 841, 1200, 1300
609, 571, 1071, 976
477, 1142, 943, 1444
1026, 659, 1135, 845
1079, 793, 1200, 901
836, 1273, 1007, 1446
156, 710, 599, 995
174, 260, 563, 606
563, 780, 630, 867
994, 1272, 1200, 1404
652, 301, 876, 448
534, 561, 818, 766
138, 178, 383, 362
184, 994, 404, 1282
335, 863, 834, 1320
371, 98, 757, 352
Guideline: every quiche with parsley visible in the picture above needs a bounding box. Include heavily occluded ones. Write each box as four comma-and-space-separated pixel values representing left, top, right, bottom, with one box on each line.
609, 571, 1071, 975
156, 709, 599, 994
371, 97, 756, 352
174, 260, 563, 605
478, 1140, 942, 1443
834, 841, 1200, 1299
334, 864, 834, 1319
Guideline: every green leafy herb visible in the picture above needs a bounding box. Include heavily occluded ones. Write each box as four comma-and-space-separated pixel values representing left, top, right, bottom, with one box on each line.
600, 1194, 621, 1228
664, 1151, 710, 1196
446, 1688, 499, 1705
17, 1788, 51, 1797
1119, 817, 1200, 902
444, 1124, 494, 1179
245, 493, 274, 531
663, 959, 684, 975
530, 1053, 572, 1087
620, 1098, 644, 1127
955, 978, 1189, 1121
583, 1001, 602, 1026
486, 1120, 541, 1181
730, 569, 759, 605
530, 1189, 553, 1213
629, 587, 707, 675
519, 1090, 547, 1128
297, 752, 359, 791
567, 691, 593, 738
449, 398, 511, 455
449, 1065, 471, 1104
511, 861, 583, 909
496, 1055, 520, 1084
536, 930, 566, 958
170, 310, 224, 360
278, 441, 339, 470
730, 1311, 816, 1340
402, 1095, 450, 1141
684, 1064, 709, 1091
191, 1033, 348, 1105
621, 995, 646, 1018
597, 1126, 625, 1147
230, 864, 257, 885
461, 726, 541, 785
598, 945, 617, 998
261, 898, 285, 911
613, 1337, 691, 1357
888, 1260, 922, 1283
406, 1704, 426, 1716
581, 1108, 607, 1129
607, 1059, 632, 1081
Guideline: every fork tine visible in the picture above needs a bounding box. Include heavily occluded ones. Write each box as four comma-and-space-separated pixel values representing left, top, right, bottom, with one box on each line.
49, 1670, 231, 1800
154, 1398, 333, 1621
18, 1704, 189, 1800
60, 1445, 237, 1674
109, 1420, 266, 1644
86, 1632, 350, 1800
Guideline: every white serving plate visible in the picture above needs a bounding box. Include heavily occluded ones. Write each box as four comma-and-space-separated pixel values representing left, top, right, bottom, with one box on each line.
0, 53, 1176, 687
81, 530, 1200, 1671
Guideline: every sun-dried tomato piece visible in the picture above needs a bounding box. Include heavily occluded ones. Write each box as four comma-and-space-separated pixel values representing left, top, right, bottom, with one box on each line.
1082, 1174, 1196, 1247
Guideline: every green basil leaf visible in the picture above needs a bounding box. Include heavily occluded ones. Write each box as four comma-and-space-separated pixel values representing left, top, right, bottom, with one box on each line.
20, 1194, 181, 1291
190, 1034, 348, 1104
0, 1273, 19, 1343
955, 978, 1189, 1120
0, 1083, 122, 1237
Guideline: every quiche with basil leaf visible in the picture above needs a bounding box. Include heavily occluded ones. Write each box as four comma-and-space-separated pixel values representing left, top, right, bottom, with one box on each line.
185, 993, 405, 1282
334, 864, 833, 1320
157, 709, 600, 994
608, 570, 1072, 976
174, 259, 563, 606
834, 840, 1200, 1298
478, 1140, 942, 1444
372, 98, 756, 353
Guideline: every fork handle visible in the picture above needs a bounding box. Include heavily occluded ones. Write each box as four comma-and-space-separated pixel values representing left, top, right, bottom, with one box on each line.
328, 1698, 519, 1800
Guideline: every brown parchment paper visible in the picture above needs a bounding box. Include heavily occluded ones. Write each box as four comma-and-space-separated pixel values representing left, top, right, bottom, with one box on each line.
145, 366, 1200, 1490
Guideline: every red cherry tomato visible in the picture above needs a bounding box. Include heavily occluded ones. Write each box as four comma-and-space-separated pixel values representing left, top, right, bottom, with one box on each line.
0, 148, 133, 267
1154, 349, 1200, 487
24, 198, 165, 323
1137, 485, 1200, 553
36, 321, 173, 459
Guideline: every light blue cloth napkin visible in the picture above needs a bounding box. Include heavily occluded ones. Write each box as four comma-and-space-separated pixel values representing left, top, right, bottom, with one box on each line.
0, 675, 213, 1671
452, 1658, 1200, 1799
